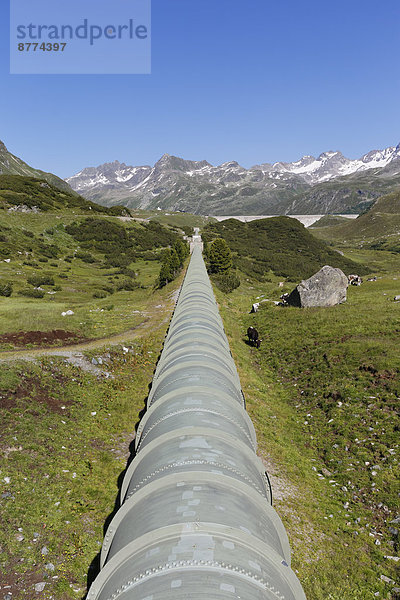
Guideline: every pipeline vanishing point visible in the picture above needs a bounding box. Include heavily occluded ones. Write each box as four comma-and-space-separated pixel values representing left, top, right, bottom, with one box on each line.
88, 241, 306, 600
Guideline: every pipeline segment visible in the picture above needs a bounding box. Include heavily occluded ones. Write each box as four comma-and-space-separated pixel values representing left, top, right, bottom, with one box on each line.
88, 242, 306, 600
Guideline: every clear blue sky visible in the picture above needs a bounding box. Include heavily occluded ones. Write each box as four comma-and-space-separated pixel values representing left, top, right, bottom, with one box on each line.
1, 0, 399, 178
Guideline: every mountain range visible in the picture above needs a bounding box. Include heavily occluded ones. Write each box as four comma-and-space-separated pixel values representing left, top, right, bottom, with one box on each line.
66, 144, 400, 215
1, 138, 399, 216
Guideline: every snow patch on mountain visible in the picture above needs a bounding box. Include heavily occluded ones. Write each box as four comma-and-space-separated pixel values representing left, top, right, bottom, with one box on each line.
65, 143, 400, 211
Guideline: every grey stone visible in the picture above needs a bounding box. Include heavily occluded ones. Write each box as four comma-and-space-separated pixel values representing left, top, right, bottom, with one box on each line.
15, 533, 24, 542
34, 582, 46, 592
380, 575, 395, 584
45, 563, 55, 571
41, 546, 49, 555
287, 266, 348, 308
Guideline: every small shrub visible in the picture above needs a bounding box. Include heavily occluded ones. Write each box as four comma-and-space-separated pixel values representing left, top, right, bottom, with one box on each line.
53, 285, 62, 291
102, 285, 115, 294
120, 267, 137, 278
19, 287, 45, 298
59, 273, 68, 279
76, 251, 96, 263
93, 290, 108, 299
213, 269, 241, 293
116, 279, 139, 291
38, 257, 48, 263
27, 274, 55, 286
0, 282, 12, 297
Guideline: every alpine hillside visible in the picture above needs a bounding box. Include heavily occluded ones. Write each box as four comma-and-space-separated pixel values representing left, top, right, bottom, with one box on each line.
66, 143, 400, 215
0, 140, 75, 194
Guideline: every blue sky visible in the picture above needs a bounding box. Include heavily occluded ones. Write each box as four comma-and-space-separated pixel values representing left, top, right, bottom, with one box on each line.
0, 0, 399, 178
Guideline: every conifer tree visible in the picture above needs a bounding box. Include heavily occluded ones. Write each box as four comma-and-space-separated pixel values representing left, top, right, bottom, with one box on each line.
208, 238, 232, 273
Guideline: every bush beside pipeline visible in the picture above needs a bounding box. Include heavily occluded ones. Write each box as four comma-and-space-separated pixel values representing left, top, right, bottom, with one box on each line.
88, 243, 306, 600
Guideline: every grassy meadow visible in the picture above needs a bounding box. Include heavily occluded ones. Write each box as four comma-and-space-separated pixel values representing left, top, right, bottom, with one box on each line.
0, 201, 399, 599
0, 211, 185, 347
214, 245, 400, 599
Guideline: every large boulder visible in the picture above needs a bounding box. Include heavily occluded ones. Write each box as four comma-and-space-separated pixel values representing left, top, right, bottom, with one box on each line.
287, 265, 348, 308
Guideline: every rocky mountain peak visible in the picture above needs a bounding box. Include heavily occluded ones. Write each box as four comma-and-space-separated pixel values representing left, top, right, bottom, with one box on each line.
65, 142, 400, 214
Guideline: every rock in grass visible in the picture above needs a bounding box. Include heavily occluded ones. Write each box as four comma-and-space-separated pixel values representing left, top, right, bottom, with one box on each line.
34, 582, 46, 592
287, 265, 348, 308
380, 575, 395, 584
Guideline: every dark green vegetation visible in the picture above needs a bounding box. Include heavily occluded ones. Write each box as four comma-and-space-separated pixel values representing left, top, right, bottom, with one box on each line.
65, 217, 181, 268
0, 210, 187, 342
207, 238, 232, 273
203, 216, 368, 280
0, 175, 129, 215
214, 244, 400, 600
204, 238, 241, 293
158, 240, 190, 287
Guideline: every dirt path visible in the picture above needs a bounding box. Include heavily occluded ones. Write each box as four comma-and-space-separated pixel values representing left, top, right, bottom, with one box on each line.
0, 286, 181, 365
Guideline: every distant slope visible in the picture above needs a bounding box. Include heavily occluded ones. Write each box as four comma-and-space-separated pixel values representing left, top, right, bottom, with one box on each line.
0, 175, 130, 215
310, 189, 400, 246
0, 140, 75, 194
202, 216, 368, 280
310, 215, 352, 228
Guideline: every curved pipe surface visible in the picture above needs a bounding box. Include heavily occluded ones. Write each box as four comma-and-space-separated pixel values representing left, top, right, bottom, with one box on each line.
88, 243, 306, 600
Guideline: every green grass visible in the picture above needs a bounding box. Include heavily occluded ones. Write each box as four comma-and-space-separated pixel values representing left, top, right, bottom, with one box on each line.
0, 338, 169, 599
0, 212, 187, 346
1, 204, 399, 600
213, 247, 400, 599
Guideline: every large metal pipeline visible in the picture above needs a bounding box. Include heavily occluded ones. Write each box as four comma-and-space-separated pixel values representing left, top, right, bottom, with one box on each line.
88, 242, 306, 600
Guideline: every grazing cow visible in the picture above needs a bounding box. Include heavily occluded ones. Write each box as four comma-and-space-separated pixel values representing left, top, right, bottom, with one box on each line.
250, 302, 260, 313
348, 274, 362, 286
247, 326, 262, 348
